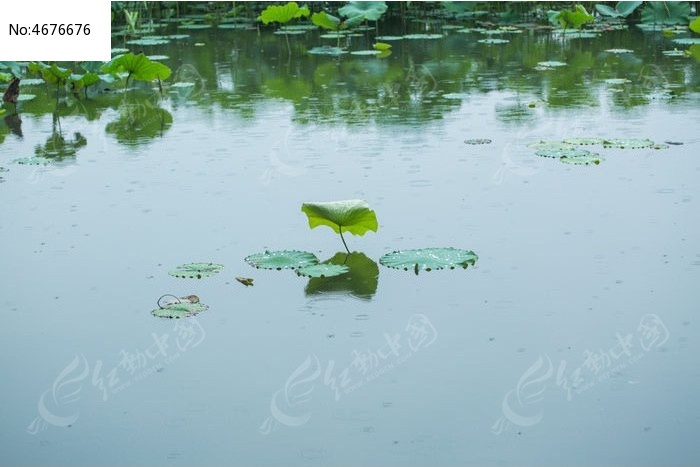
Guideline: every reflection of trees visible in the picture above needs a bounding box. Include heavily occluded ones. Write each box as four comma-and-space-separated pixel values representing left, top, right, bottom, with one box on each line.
105, 95, 173, 146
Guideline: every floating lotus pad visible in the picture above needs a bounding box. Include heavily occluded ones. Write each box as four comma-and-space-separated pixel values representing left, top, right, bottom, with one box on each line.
274, 30, 307, 35
350, 50, 382, 56
563, 137, 605, 145
308, 47, 348, 56
179, 24, 212, 29
560, 155, 604, 165
17, 94, 36, 101
111, 48, 130, 55
245, 250, 319, 270
605, 48, 634, 54
296, 264, 350, 278
152, 301, 208, 319
536, 148, 593, 158
672, 38, 700, 45
167, 34, 191, 39
537, 61, 567, 67
375, 36, 404, 41
12, 156, 52, 165
604, 78, 631, 85
147, 55, 170, 61
662, 49, 686, 57
168, 262, 224, 279
127, 38, 170, 46
402, 34, 444, 40
379, 248, 478, 273
464, 138, 492, 145
19, 78, 45, 86
602, 138, 654, 149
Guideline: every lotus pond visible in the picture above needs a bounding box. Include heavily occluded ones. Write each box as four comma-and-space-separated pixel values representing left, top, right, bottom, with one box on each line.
1, 2, 700, 465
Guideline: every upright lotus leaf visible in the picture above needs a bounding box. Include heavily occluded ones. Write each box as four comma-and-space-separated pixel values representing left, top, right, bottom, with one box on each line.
169, 262, 224, 279
557, 5, 594, 29
596, 1, 641, 18
312, 11, 340, 31
259, 2, 310, 24
105, 53, 171, 86
302, 200, 378, 253
380, 248, 478, 275
245, 250, 318, 270
691, 18, 700, 33
373, 42, 391, 51
0, 61, 22, 77
338, 2, 388, 22
296, 264, 349, 278
305, 252, 379, 300
40, 64, 72, 85
641, 1, 690, 25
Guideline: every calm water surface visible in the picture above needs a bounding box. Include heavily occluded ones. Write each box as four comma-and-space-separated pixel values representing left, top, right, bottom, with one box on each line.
1, 18, 699, 466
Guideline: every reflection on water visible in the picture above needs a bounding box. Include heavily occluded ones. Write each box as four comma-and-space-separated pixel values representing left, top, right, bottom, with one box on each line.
305, 252, 379, 300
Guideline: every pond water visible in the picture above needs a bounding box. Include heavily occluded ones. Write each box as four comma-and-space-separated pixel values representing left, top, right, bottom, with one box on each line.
1, 16, 700, 466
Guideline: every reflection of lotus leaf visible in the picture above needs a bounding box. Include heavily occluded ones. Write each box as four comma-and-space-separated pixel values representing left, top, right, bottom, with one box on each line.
34, 131, 87, 160
380, 248, 478, 273
305, 252, 379, 300
245, 250, 318, 270
296, 264, 349, 278
168, 263, 224, 279
478, 38, 510, 44
603, 138, 654, 148
105, 102, 173, 146
350, 50, 382, 56
152, 302, 209, 318
563, 137, 604, 145
560, 154, 604, 165
536, 148, 592, 158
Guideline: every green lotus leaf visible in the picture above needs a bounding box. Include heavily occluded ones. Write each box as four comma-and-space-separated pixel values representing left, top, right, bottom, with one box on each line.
338, 1, 388, 22
560, 154, 604, 165
596, 4, 621, 17
168, 262, 224, 279
178, 24, 212, 30
105, 53, 171, 82
296, 264, 349, 278
380, 248, 478, 274
403, 34, 444, 40
312, 11, 340, 31
641, 1, 690, 25
302, 200, 378, 237
12, 156, 52, 165
308, 46, 347, 56
245, 250, 318, 270
563, 137, 604, 145
69, 72, 100, 88
259, 2, 310, 25
305, 252, 378, 300
152, 302, 209, 319
691, 17, 700, 33
39, 64, 72, 85
537, 61, 567, 67
672, 38, 700, 45
373, 42, 391, 51
556, 4, 594, 29
616, 1, 643, 17
602, 138, 654, 149
536, 148, 592, 158
126, 38, 170, 46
